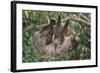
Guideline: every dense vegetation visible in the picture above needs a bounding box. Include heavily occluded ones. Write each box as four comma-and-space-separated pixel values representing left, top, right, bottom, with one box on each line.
22, 10, 91, 62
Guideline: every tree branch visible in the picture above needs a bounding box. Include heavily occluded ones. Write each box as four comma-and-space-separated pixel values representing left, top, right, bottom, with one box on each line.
23, 16, 90, 32
62, 17, 90, 27
79, 13, 90, 22
23, 23, 49, 32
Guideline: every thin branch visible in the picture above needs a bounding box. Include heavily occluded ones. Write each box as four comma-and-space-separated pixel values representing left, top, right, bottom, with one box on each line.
23, 24, 49, 32
79, 13, 90, 22
62, 17, 90, 27
23, 24, 34, 32
70, 17, 90, 27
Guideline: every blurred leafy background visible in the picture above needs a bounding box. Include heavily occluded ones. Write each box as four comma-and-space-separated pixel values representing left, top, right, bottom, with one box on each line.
22, 10, 91, 63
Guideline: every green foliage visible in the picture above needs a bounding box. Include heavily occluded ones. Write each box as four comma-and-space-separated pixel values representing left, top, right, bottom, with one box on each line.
22, 10, 91, 63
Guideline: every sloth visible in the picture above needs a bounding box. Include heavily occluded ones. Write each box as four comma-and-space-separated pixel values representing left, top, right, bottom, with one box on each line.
32, 16, 79, 60
40, 19, 56, 45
